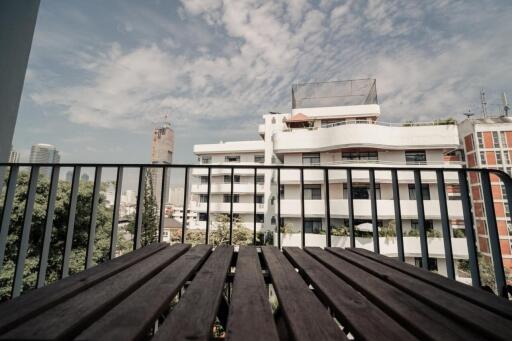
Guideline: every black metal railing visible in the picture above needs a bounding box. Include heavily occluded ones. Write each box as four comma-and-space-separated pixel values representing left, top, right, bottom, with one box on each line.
0, 163, 511, 300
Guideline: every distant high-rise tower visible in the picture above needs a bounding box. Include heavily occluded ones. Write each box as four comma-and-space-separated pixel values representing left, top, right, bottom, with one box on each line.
8, 146, 20, 163
151, 119, 174, 207
29, 143, 60, 176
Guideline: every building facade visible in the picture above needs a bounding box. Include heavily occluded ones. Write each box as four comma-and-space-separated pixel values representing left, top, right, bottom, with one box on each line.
190, 80, 470, 280
8, 146, 19, 163
458, 117, 512, 273
29, 143, 60, 176
151, 121, 174, 206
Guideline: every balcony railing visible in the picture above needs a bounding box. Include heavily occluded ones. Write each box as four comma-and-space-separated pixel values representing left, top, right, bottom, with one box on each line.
0, 163, 511, 300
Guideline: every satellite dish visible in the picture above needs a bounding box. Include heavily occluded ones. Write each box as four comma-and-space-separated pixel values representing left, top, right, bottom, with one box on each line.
463, 110, 474, 119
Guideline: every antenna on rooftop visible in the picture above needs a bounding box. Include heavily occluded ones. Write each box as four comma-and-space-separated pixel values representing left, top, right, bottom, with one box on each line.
502, 92, 510, 117
463, 110, 474, 119
480, 89, 488, 118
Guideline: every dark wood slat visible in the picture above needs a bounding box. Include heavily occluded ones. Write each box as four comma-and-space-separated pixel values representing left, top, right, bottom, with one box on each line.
328, 247, 512, 340
305, 247, 481, 341
283, 247, 417, 341
77, 245, 213, 341
261, 246, 346, 341
1, 244, 190, 340
0, 242, 167, 334
349, 247, 512, 320
226, 247, 279, 341
153, 245, 234, 341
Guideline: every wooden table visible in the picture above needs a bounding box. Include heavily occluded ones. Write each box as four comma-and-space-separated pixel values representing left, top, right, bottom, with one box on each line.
0, 243, 511, 340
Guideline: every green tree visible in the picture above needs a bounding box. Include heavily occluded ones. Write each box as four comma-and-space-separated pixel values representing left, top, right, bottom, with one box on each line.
209, 214, 253, 246
0, 170, 130, 301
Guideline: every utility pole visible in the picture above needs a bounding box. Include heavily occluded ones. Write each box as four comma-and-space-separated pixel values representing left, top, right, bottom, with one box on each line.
480, 88, 488, 118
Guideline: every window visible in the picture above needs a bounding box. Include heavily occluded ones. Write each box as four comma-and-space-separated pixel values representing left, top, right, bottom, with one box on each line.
502, 184, 508, 200
224, 175, 240, 183
356, 118, 367, 124
496, 151, 503, 165
505, 203, 510, 219
343, 184, 381, 200
223, 194, 239, 203
411, 220, 434, 230
199, 194, 208, 203
493, 131, 500, 148
256, 194, 264, 204
304, 185, 322, 200
198, 213, 207, 221
302, 153, 320, 165
256, 214, 264, 223
254, 155, 265, 164
200, 176, 208, 184
279, 185, 285, 198
408, 184, 430, 200
477, 132, 484, 148
405, 150, 426, 164
505, 151, 511, 165
342, 151, 378, 161
501, 131, 508, 147
414, 257, 438, 271
201, 155, 211, 164
304, 218, 323, 233
256, 175, 264, 184
480, 151, 486, 165
225, 155, 240, 163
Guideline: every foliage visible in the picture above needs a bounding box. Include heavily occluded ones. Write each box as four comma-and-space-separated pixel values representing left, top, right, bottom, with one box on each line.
127, 171, 159, 246
331, 226, 348, 236
457, 254, 512, 291
434, 117, 457, 125
453, 228, 465, 238
407, 228, 442, 238
0, 171, 130, 301
279, 222, 295, 234
209, 214, 253, 245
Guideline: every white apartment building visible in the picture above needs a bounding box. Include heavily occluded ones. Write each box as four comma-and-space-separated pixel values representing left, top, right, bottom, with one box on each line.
191, 80, 470, 279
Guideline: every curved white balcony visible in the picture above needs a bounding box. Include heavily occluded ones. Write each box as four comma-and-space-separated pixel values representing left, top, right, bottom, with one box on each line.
190, 202, 265, 214
191, 163, 265, 176
191, 183, 265, 194
273, 123, 460, 153
279, 199, 464, 219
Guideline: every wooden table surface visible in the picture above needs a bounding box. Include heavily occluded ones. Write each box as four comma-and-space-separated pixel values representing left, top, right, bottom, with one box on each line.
0, 243, 511, 340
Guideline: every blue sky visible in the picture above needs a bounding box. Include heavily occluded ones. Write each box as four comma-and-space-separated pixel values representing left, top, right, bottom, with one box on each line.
13, 0, 512, 164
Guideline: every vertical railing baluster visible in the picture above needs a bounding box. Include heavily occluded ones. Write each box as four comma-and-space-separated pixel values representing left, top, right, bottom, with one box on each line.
458, 170, 481, 287
12, 166, 40, 297
391, 169, 404, 262
205, 167, 211, 244
277, 168, 281, 249
253, 168, 257, 245
229, 168, 234, 245
158, 167, 168, 243
134, 167, 145, 250
347, 169, 355, 248
62, 166, 81, 278
0, 166, 19, 273
109, 167, 123, 259
300, 168, 305, 248
480, 170, 507, 297
85, 167, 102, 269
181, 167, 189, 244
324, 168, 331, 248
436, 170, 455, 279
369, 169, 379, 254
37, 165, 60, 288
414, 169, 429, 269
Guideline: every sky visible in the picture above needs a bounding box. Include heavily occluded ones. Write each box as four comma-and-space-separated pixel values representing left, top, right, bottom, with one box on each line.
13, 0, 512, 164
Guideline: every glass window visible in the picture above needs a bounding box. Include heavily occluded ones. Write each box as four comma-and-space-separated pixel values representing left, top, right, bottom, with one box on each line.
477, 132, 484, 148
505, 151, 511, 164
496, 152, 503, 165
304, 185, 321, 200
279, 185, 285, 198
224, 175, 240, 183
225, 155, 240, 163
223, 194, 239, 203
411, 219, 434, 230
502, 184, 507, 200
480, 151, 486, 165
343, 184, 381, 199
505, 203, 510, 218
254, 155, 265, 164
342, 151, 378, 161
408, 184, 431, 200
304, 218, 323, 233
302, 153, 320, 165
201, 155, 211, 164
501, 131, 508, 147
256, 194, 264, 204
493, 131, 500, 148
256, 175, 265, 184
200, 176, 208, 184
405, 150, 426, 164
199, 213, 207, 221
199, 194, 208, 203
256, 214, 264, 223
414, 257, 438, 271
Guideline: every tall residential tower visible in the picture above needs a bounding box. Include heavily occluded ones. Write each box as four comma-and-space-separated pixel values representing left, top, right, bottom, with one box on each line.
151, 120, 174, 206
